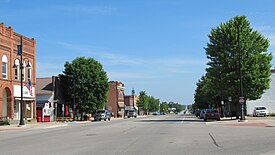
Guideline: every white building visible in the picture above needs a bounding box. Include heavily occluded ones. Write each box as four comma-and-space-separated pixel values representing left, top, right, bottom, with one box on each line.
247, 70, 275, 115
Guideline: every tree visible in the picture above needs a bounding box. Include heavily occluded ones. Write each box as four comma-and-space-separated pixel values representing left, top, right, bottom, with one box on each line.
201, 16, 272, 116
160, 102, 169, 113
137, 91, 149, 114
148, 96, 160, 112
60, 57, 109, 119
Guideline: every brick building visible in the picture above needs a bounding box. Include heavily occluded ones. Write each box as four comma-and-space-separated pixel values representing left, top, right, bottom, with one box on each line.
124, 95, 139, 111
0, 23, 36, 123
106, 81, 125, 118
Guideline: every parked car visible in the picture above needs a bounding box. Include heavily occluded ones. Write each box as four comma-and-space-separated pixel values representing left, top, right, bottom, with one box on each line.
253, 106, 269, 117
94, 110, 111, 121
204, 109, 220, 121
194, 110, 201, 117
152, 111, 160, 115
127, 110, 137, 118
199, 109, 206, 119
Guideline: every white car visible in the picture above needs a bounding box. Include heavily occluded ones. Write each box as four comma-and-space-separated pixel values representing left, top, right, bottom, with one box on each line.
253, 106, 269, 117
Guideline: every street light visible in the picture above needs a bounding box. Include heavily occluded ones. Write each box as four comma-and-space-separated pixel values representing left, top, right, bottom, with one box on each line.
221, 100, 225, 118
237, 23, 245, 121
13, 36, 31, 126
132, 88, 135, 110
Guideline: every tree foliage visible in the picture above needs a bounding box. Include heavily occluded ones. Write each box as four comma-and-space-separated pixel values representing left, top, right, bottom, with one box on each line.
194, 16, 272, 109
137, 91, 160, 113
59, 57, 109, 115
160, 102, 169, 113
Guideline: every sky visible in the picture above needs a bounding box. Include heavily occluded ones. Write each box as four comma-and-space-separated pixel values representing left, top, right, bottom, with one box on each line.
1, 0, 275, 105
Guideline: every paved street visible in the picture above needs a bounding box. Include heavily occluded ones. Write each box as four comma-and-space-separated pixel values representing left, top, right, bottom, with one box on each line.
1, 114, 275, 155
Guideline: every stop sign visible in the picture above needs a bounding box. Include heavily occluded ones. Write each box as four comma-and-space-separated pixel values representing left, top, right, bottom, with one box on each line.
239, 97, 245, 104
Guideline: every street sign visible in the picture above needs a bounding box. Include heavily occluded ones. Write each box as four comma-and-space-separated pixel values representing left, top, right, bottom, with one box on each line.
239, 97, 245, 104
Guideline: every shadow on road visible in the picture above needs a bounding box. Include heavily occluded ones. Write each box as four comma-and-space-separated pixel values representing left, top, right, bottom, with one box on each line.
137, 119, 205, 123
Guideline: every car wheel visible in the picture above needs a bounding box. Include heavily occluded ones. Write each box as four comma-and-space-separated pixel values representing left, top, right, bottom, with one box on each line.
204, 119, 207, 121
104, 119, 106, 121
108, 118, 111, 121
217, 118, 220, 121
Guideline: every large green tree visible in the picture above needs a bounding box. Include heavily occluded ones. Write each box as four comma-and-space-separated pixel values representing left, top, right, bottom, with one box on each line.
137, 91, 149, 113
198, 16, 272, 114
160, 102, 169, 113
60, 57, 109, 119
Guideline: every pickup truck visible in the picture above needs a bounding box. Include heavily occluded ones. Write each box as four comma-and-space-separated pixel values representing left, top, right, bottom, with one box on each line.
94, 110, 111, 121
127, 110, 137, 118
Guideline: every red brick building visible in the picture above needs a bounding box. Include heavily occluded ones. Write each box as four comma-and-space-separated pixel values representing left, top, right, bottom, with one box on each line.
124, 95, 138, 111
0, 23, 36, 123
106, 81, 125, 118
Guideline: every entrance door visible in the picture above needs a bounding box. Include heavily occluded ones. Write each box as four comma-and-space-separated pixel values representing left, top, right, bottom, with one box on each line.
37, 108, 42, 122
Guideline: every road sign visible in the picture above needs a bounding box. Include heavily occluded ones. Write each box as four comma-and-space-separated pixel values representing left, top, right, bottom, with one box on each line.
239, 97, 245, 104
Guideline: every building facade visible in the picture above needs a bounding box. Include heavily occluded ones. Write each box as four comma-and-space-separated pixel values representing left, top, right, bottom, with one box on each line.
36, 76, 70, 122
0, 23, 36, 122
246, 69, 275, 114
106, 81, 125, 118
124, 95, 138, 111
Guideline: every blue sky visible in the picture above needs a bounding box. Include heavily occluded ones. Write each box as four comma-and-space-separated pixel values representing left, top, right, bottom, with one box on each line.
1, 0, 275, 104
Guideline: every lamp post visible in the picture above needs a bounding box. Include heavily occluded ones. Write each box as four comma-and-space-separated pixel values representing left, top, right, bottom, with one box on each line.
221, 101, 225, 118
14, 36, 31, 126
132, 88, 135, 110
228, 97, 232, 119
237, 23, 245, 121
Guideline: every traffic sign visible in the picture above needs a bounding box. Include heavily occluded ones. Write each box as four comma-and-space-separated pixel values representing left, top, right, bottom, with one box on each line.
239, 97, 245, 104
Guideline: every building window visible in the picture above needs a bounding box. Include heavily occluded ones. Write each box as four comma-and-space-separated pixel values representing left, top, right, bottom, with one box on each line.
14, 59, 20, 80
2, 55, 8, 79
27, 62, 32, 81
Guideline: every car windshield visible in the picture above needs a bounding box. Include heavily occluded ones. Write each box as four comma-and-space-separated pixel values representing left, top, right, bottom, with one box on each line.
96, 110, 105, 113
256, 107, 266, 110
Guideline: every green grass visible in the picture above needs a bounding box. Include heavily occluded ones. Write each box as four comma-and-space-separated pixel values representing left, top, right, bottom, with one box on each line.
269, 113, 275, 117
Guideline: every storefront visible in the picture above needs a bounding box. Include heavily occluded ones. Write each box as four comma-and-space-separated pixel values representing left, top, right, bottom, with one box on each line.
13, 85, 35, 120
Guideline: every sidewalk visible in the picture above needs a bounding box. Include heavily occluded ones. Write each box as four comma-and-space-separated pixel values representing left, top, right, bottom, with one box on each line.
0, 115, 144, 131
206, 116, 275, 127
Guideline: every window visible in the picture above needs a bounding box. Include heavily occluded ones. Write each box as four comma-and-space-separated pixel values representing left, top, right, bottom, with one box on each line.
2, 55, 8, 79
14, 59, 20, 80
27, 62, 32, 81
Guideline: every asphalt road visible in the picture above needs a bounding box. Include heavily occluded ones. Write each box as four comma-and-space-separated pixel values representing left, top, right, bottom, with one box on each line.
0, 114, 275, 155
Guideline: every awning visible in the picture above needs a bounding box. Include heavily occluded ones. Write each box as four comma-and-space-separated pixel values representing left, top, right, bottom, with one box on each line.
14, 97, 35, 101
36, 100, 48, 108
118, 102, 125, 108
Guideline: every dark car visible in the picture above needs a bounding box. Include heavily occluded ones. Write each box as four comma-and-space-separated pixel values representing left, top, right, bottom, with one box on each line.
194, 110, 201, 117
204, 109, 220, 121
94, 110, 111, 121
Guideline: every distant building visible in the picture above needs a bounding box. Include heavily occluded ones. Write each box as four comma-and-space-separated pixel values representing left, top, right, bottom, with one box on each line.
36, 76, 69, 122
246, 69, 275, 115
124, 95, 139, 111
106, 81, 125, 118
0, 23, 36, 122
